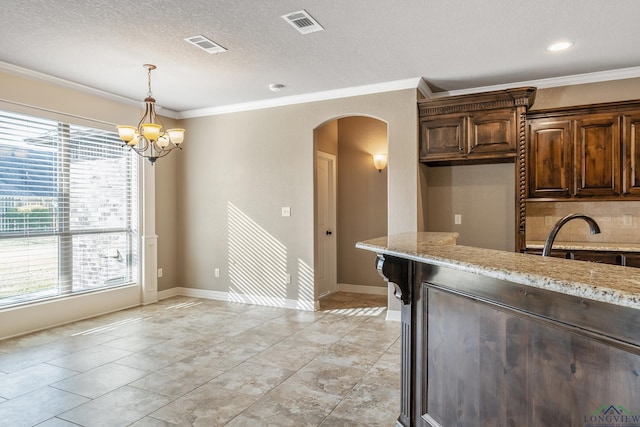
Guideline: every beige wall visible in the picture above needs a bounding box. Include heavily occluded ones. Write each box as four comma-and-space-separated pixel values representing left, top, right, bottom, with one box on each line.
424, 163, 516, 251
336, 116, 388, 288
178, 90, 417, 305
532, 77, 640, 110
314, 119, 338, 155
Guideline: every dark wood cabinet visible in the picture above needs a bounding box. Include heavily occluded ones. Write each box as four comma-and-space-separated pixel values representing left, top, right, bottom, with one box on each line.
574, 114, 620, 197
519, 100, 640, 253
375, 253, 640, 427
468, 109, 518, 155
624, 252, 640, 267
418, 87, 535, 165
419, 115, 466, 160
527, 119, 572, 198
525, 248, 639, 267
526, 101, 640, 201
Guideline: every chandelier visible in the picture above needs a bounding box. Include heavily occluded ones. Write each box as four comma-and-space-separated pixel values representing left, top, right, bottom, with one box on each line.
116, 64, 185, 164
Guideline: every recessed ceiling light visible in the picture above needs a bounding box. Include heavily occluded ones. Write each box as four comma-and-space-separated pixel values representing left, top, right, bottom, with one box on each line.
546, 41, 574, 52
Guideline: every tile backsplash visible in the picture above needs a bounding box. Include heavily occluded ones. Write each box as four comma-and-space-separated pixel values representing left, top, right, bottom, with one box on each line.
526, 201, 640, 243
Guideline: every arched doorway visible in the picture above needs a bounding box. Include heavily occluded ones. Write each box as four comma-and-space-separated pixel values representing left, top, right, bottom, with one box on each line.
313, 116, 389, 310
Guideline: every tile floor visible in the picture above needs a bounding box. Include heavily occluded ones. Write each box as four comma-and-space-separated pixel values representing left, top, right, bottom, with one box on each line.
0, 292, 400, 426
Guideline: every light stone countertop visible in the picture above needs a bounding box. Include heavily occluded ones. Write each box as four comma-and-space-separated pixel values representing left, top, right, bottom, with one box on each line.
526, 241, 640, 252
356, 232, 640, 310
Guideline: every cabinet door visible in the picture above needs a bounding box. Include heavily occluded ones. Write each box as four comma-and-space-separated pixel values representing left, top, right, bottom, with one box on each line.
528, 119, 572, 198
623, 253, 640, 268
419, 115, 466, 161
622, 114, 640, 196
574, 115, 620, 196
468, 109, 517, 156
569, 250, 624, 265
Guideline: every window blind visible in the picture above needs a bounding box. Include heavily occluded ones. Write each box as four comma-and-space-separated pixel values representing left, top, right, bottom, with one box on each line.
0, 109, 138, 307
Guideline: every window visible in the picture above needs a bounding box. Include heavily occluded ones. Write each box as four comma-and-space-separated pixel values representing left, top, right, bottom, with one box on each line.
0, 109, 138, 307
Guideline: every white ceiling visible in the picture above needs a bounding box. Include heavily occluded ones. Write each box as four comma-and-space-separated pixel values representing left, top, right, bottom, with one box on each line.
2, 0, 640, 116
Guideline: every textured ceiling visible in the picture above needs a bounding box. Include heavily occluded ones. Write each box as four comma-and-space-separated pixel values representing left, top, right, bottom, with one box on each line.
1, 0, 640, 114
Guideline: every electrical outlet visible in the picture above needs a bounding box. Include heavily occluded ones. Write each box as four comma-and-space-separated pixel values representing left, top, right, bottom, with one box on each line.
157, 268, 163, 278
281, 207, 291, 217
454, 214, 462, 225
285, 273, 291, 284
623, 214, 633, 227
214, 268, 220, 277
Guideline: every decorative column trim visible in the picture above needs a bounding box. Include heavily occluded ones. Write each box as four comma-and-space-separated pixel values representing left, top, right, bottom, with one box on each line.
140, 158, 158, 305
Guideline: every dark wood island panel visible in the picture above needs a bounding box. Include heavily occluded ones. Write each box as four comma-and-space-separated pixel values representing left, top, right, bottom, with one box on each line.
358, 236, 640, 427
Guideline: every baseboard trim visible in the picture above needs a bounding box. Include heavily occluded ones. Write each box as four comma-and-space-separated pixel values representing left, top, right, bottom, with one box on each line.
158, 287, 315, 311
337, 283, 388, 296
386, 309, 401, 322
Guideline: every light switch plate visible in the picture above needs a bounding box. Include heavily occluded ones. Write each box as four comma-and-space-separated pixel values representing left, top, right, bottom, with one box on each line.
454, 214, 462, 225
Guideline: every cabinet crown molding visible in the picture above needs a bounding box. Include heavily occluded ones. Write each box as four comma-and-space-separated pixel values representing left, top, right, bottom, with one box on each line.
419, 87, 537, 116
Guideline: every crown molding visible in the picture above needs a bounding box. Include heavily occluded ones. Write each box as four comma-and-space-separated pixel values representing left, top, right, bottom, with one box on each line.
418, 87, 536, 116
183, 67, 640, 117
179, 78, 424, 119
4, 59, 640, 120
427, 66, 640, 99
0, 61, 181, 119
416, 78, 433, 99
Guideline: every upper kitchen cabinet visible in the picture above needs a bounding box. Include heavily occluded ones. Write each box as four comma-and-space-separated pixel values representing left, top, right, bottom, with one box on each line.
526, 101, 640, 201
527, 118, 572, 198
574, 115, 620, 197
418, 87, 536, 165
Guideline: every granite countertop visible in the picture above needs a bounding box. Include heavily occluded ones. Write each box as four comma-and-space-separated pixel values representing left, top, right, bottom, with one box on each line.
356, 232, 640, 310
526, 241, 640, 252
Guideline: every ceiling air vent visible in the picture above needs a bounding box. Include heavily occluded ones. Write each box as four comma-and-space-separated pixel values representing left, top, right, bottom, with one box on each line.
282, 10, 324, 34
184, 35, 227, 54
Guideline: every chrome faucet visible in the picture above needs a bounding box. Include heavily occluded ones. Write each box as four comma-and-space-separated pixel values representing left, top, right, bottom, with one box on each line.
542, 213, 601, 256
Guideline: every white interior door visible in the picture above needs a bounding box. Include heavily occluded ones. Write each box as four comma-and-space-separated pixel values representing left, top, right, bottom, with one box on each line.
316, 151, 337, 298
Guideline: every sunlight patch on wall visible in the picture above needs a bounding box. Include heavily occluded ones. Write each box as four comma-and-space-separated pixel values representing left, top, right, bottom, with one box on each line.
296, 258, 315, 310
228, 202, 289, 306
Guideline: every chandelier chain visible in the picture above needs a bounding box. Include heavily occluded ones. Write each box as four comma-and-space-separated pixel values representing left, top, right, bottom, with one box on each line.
147, 67, 153, 97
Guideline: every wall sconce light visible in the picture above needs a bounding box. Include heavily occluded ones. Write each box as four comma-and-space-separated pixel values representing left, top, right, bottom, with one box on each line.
373, 154, 388, 173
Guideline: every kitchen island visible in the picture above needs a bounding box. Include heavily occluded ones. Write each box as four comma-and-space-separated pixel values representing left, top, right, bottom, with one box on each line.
357, 233, 640, 427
